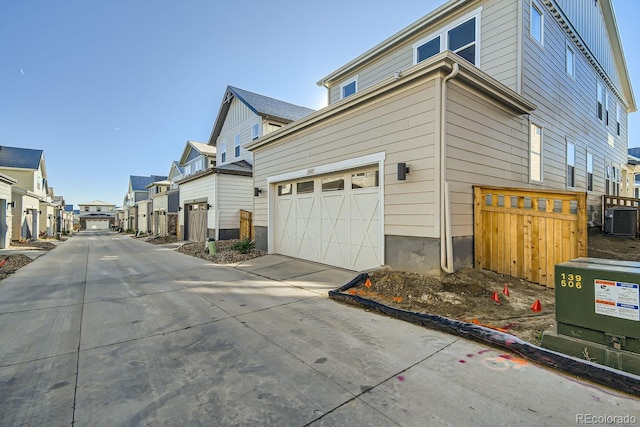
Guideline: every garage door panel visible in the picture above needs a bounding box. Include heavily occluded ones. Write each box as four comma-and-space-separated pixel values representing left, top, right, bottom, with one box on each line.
87, 220, 109, 230
321, 241, 348, 268
275, 167, 381, 271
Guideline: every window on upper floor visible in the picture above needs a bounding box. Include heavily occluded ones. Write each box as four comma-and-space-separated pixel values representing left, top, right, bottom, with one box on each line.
586, 152, 593, 192
566, 142, 575, 188
97, 206, 102, 212
340, 76, 358, 99
565, 43, 575, 78
530, 2, 544, 46
413, 9, 480, 66
252, 123, 260, 140
605, 92, 610, 126
220, 142, 226, 163
530, 123, 543, 182
597, 81, 604, 120
234, 134, 241, 158
616, 104, 622, 136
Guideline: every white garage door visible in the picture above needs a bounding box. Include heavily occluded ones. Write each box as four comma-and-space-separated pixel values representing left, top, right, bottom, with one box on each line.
87, 219, 109, 230
275, 167, 381, 271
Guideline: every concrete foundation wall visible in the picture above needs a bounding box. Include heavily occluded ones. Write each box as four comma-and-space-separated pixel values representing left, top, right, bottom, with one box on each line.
218, 229, 240, 241
384, 235, 441, 275
255, 226, 268, 251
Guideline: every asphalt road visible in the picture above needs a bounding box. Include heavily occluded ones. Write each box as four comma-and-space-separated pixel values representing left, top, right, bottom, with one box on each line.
0, 232, 638, 426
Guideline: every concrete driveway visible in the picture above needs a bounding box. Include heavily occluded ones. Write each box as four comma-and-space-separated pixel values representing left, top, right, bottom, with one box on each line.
0, 232, 638, 426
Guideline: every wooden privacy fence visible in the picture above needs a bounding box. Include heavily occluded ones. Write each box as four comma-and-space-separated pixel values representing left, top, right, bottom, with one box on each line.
240, 210, 254, 240
474, 186, 587, 288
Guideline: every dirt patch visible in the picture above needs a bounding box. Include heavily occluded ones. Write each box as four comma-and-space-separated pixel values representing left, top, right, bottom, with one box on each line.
176, 240, 266, 264
10, 240, 57, 251
0, 255, 35, 280
146, 235, 179, 245
344, 231, 640, 346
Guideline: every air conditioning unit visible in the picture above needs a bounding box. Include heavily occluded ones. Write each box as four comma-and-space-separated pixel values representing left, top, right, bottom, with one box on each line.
604, 207, 638, 236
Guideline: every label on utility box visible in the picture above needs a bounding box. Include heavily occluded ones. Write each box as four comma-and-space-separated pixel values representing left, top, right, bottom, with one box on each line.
594, 279, 640, 321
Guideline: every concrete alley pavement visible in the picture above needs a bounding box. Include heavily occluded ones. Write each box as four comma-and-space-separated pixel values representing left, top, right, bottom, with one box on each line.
0, 232, 638, 426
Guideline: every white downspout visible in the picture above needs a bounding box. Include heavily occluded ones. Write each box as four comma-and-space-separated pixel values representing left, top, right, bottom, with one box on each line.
440, 62, 459, 273
214, 172, 220, 241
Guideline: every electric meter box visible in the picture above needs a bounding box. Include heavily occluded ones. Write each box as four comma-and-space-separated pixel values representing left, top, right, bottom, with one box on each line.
555, 258, 640, 353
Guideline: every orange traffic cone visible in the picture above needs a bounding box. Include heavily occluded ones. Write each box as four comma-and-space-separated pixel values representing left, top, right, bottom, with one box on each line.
531, 299, 542, 313
491, 291, 501, 305
502, 284, 510, 297
364, 277, 373, 288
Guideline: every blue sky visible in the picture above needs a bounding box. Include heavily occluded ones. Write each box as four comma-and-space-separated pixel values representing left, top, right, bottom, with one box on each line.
2, 1, 638, 207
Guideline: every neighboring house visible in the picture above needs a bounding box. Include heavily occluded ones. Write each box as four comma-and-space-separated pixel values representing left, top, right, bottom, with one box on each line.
39, 187, 56, 237
177, 86, 314, 242
0, 173, 17, 248
136, 198, 151, 233
626, 148, 640, 198
64, 205, 79, 231
0, 146, 49, 241
247, 0, 635, 273
78, 200, 116, 230
123, 175, 167, 231
147, 179, 171, 235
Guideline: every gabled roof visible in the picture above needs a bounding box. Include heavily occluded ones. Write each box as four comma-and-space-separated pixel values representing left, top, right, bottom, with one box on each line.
178, 140, 216, 165
146, 180, 171, 188
208, 86, 315, 145
0, 146, 44, 170
130, 175, 168, 191
79, 200, 114, 206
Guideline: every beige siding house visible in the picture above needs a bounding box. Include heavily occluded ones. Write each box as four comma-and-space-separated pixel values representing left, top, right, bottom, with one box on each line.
0, 173, 17, 248
177, 86, 314, 242
0, 146, 49, 241
79, 200, 116, 230
248, 0, 635, 274
148, 180, 170, 235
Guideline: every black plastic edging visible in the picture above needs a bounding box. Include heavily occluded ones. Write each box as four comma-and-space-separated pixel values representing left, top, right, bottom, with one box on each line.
328, 273, 640, 398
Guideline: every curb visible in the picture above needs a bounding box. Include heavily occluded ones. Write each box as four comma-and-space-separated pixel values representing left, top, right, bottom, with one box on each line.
328, 273, 640, 398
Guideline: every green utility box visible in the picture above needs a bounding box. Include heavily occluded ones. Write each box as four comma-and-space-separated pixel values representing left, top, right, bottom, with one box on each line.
554, 258, 639, 353
542, 257, 640, 374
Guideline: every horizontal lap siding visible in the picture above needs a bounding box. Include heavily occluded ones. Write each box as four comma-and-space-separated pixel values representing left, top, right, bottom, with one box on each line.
445, 82, 529, 237
179, 176, 215, 228
255, 80, 438, 238
152, 195, 168, 211
328, 0, 519, 104
480, 0, 519, 90
218, 98, 256, 165
217, 174, 253, 230
522, 0, 628, 209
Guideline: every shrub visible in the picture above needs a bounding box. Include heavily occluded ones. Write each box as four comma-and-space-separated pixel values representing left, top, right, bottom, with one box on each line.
230, 238, 255, 254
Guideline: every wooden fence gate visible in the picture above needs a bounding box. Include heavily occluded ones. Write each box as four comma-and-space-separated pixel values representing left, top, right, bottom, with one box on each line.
240, 210, 254, 240
474, 186, 587, 287
187, 203, 208, 243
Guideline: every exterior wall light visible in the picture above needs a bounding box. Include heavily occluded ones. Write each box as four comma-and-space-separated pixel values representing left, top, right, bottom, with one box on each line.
397, 162, 410, 181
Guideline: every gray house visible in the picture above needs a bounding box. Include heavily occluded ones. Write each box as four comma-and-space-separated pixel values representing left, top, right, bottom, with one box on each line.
248, 0, 635, 274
